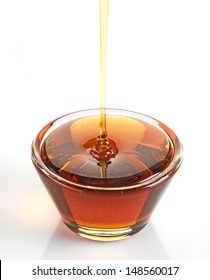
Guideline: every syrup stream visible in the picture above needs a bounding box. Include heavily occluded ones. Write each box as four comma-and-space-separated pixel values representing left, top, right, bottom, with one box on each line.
90, 0, 117, 178
99, 0, 109, 140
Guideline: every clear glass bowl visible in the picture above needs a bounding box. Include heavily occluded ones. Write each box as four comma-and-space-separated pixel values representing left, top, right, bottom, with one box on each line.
31, 109, 183, 241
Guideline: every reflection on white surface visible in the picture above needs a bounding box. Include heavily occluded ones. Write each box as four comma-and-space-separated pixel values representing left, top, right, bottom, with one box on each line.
41, 221, 170, 260
15, 189, 58, 231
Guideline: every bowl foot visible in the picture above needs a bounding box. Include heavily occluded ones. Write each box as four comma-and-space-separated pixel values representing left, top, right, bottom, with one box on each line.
63, 220, 148, 241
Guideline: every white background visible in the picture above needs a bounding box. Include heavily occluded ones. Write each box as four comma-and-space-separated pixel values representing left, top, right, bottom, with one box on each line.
0, 0, 210, 260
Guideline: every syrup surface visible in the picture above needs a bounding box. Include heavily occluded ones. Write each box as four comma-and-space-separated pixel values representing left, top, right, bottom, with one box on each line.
41, 115, 173, 188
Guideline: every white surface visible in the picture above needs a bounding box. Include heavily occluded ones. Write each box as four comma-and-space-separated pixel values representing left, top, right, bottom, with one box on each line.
0, 0, 210, 260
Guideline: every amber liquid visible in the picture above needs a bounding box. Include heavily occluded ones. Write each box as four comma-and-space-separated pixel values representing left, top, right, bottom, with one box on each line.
40, 114, 174, 231
37, 1, 175, 238
90, 0, 118, 178
99, 0, 109, 139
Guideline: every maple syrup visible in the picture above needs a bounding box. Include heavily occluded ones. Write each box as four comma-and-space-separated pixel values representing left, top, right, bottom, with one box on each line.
32, 109, 182, 240
90, 0, 116, 176
31, 0, 183, 240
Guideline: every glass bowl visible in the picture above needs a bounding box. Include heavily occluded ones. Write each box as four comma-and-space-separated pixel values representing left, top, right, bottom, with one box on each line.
31, 109, 183, 241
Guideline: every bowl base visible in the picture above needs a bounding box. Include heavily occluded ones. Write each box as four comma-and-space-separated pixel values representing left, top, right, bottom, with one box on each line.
63, 220, 148, 241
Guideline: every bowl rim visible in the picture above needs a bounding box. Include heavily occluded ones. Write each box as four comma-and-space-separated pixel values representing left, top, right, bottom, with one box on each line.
31, 108, 183, 190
